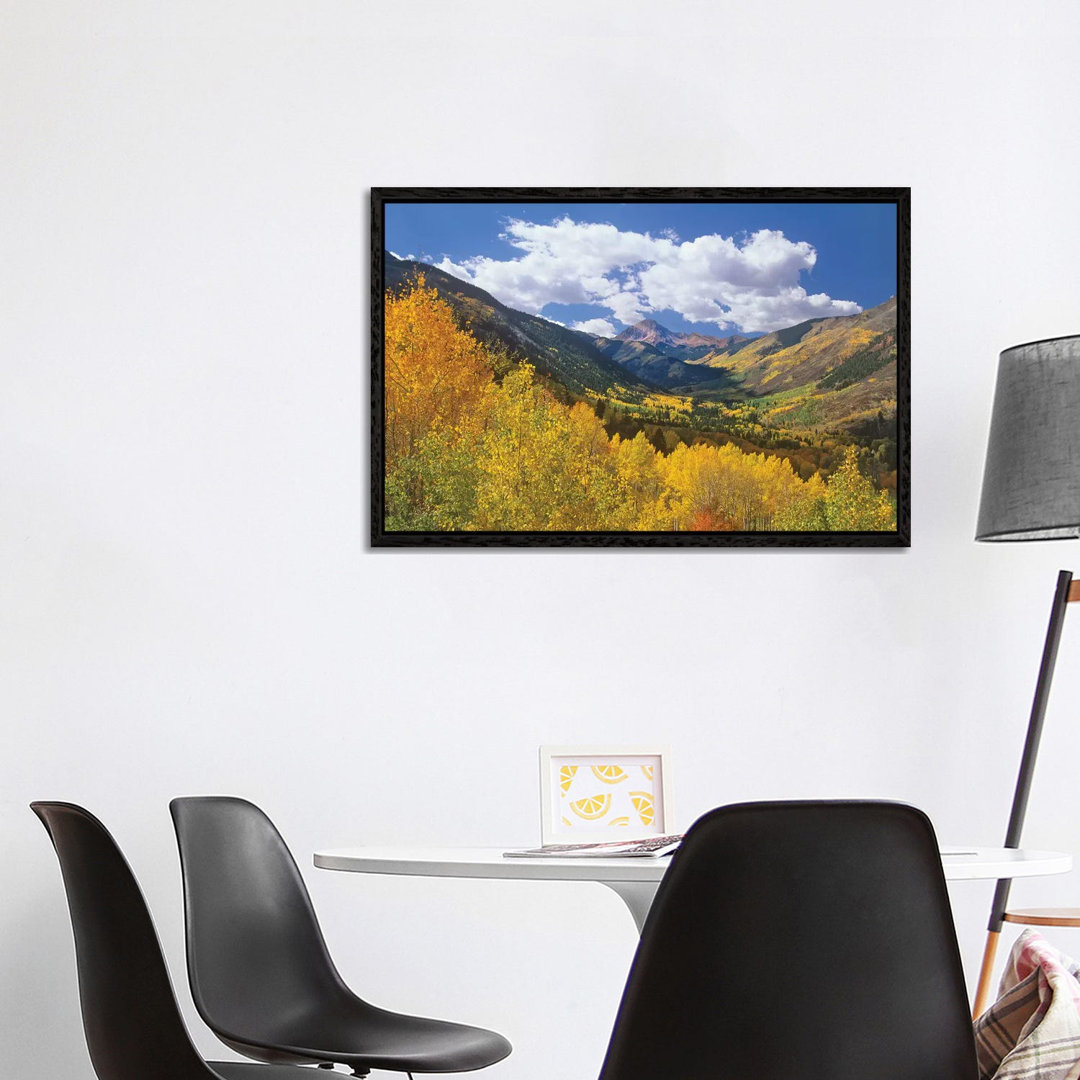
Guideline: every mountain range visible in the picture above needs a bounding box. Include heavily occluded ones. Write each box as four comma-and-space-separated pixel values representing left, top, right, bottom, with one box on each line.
384, 252, 897, 434
591, 321, 751, 387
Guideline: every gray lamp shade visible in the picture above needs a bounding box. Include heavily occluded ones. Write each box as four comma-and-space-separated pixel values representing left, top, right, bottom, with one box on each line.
976, 335, 1080, 541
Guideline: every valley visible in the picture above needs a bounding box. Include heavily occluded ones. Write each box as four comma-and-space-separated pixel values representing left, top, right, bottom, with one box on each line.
384, 253, 900, 494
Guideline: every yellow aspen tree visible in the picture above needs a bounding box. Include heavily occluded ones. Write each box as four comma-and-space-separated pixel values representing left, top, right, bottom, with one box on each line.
824, 446, 896, 531
384, 275, 493, 469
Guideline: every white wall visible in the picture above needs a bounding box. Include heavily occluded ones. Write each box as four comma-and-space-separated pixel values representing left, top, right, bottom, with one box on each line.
5, 2, 1080, 1076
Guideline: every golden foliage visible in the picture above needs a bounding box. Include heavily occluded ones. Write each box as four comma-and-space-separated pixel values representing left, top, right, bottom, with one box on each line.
384, 279, 897, 534
384, 274, 493, 471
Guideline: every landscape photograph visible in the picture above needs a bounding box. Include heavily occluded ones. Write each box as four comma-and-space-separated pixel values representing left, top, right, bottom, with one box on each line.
372, 189, 908, 546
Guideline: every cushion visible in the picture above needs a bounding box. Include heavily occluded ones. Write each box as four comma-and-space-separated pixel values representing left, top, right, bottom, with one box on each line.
974, 928, 1080, 1079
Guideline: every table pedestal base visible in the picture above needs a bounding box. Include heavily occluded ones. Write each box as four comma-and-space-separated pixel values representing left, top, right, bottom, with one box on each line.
601, 881, 659, 935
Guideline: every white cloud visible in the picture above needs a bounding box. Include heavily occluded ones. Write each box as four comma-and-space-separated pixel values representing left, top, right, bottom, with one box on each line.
570, 317, 618, 337
432, 216, 862, 333
606, 291, 648, 325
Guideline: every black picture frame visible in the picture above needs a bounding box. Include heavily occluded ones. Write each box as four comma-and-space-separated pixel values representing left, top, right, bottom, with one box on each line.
372, 187, 910, 548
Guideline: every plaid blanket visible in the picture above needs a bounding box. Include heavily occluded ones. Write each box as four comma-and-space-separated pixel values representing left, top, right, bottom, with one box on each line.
975, 929, 1080, 1079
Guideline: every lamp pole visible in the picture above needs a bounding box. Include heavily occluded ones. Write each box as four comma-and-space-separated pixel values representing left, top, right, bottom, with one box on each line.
971, 570, 1078, 1017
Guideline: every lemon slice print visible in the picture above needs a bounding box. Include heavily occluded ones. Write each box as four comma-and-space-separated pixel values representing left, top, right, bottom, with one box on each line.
559, 765, 578, 794
641, 764, 654, 781
591, 764, 628, 784
630, 791, 654, 827
609, 816, 630, 827
569, 793, 612, 821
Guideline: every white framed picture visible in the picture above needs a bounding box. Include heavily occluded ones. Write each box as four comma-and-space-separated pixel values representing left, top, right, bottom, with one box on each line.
539, 745, 672, 845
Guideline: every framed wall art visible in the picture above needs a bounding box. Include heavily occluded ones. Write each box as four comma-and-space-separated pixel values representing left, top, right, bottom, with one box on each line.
538, 745, 672, 845
372, 187, 909, 547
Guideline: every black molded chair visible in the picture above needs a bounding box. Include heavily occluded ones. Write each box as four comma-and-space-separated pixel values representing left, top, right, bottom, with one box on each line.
31, 801, 315, 1080
598, 800, 979, 1080
169, 796, 511, 1077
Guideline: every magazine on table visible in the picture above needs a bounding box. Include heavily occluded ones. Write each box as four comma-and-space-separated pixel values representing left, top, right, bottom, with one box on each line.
504, 834, 683, 859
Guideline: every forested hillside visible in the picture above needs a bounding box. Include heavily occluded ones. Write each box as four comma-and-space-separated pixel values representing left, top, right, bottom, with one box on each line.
384, 253, 653, 399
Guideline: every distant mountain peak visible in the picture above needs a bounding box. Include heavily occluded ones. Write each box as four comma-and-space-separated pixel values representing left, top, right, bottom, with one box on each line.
615, 318, 743, 352
617, 319, 677, 346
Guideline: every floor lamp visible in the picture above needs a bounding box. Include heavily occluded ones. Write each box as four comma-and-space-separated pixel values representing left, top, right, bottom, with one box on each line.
972, 334, 1080, 1018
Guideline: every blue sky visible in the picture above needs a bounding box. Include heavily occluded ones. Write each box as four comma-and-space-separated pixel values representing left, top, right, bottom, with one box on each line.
385, 200, 897, 337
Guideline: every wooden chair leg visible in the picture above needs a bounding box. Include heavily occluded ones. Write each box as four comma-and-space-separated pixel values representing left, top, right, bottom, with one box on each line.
973, 929, 1001, 1019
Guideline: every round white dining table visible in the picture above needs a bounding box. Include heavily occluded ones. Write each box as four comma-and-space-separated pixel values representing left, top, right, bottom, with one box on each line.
314, 845, 1073, 934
